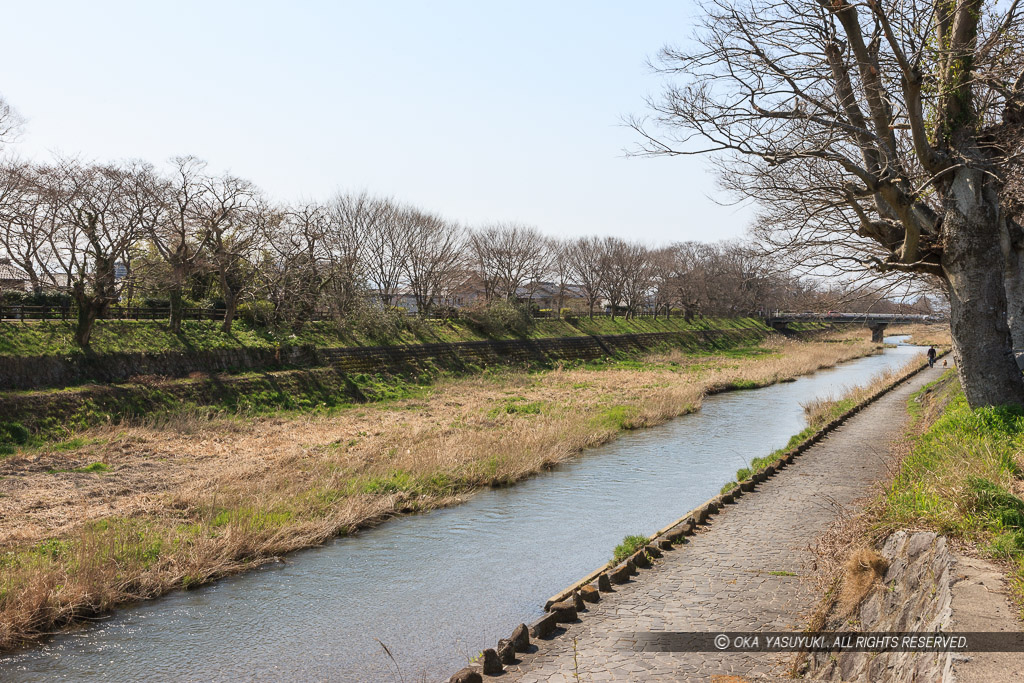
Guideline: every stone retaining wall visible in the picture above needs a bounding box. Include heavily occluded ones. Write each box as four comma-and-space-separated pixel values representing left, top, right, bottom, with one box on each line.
0, 326, 772, 432
808, 531, 954, 682
0, 326, 763, 391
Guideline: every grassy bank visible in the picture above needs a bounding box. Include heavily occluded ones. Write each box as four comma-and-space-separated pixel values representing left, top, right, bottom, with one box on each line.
0, 331, 875, 649
0, 321, 772, 443
884, 323, 950, 348
877, 373, 1024, 608
0, 316, 764, 358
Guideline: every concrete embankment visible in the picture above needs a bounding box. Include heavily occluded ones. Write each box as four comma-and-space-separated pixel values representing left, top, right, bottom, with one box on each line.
0, 325, 772, 391
0, 325, 772, 432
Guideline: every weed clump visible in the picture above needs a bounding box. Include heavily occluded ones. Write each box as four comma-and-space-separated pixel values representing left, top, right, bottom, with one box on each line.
0, 421, 32, 456
837, 548, 888, 616
611, 534, 649, 565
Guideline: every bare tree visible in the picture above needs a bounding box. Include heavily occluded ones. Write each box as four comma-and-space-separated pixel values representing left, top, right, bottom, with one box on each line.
403, 210, 465, 316
548, 237, 574, 317
619, 241, 652, 317
146, 157, 214, 333
323, 192, 376, 319
469, 223, 549, 302
566, 236, 605, 318
193, 172, 259, 332
0, 95, 24, 150
648, 245, 677, 318
633, 0, 1024, 407
598, 237, 630, 318
258, 201, 325, 330
48, 159, 158, 346
359, 197, 406, 308
0, 159, 57, 294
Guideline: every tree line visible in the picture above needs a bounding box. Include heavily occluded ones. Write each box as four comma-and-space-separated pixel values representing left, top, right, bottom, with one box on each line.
0, 152, 872, 347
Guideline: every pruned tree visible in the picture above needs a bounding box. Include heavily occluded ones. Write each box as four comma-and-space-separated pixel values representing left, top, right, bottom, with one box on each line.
403, 210, 465, 316
50, 159, 160, 346
193, 171, 259, 332
566, 236, 605, 318
633, 0, 1024, 407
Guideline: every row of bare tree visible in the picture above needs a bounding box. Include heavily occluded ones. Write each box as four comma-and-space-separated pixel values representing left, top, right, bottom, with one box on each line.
0, 153, 854, 346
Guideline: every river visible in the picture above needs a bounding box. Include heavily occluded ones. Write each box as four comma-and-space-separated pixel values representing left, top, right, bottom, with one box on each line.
0, 339, 924, 682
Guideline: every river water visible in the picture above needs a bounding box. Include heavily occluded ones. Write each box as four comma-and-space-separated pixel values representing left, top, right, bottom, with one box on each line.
0, 340, 924, 682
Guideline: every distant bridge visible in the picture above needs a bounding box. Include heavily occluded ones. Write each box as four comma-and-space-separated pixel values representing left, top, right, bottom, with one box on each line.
764, 312, 944, 342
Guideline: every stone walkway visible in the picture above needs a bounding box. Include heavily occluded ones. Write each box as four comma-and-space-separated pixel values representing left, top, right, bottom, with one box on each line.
499, 366, 941, 682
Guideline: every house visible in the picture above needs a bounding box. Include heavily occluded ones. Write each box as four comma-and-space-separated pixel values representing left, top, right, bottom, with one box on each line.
0, 259, 30, 293
517, 281, 589, 313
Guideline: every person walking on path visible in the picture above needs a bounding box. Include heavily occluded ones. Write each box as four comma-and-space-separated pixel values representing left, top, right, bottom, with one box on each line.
927, 346, 937, 368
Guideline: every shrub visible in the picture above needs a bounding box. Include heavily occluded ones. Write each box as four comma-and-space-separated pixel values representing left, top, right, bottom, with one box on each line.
0, 422, 30, 446
1, 291, 72, 307
347, 306, 410, 342
238, 301, 274, 327
463, 300, 534, 337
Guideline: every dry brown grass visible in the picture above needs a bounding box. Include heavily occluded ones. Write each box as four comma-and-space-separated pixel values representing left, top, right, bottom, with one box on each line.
837, 548, 888, 616
799, 362, 919, 429
0, 330, 879, 649
885, 323, 952, 348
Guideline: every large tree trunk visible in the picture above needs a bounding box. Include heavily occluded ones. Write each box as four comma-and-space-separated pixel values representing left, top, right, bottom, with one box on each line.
1000, 223, 1024, 363
221, 295, 238, 333
168, 259, 186, 334
72, 286, 100, 348
169, 285, 184, 334
943, 169, 1024, 407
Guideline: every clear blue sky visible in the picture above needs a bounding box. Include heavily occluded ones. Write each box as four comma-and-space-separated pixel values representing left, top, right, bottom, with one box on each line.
1, 0, 753, 243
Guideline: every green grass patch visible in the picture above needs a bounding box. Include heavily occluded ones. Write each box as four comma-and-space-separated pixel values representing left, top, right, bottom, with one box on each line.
47, 462, 109, 474
0, 316, 764, 358
881, 375, 1024, 607
611, 534, 650, 565
591, 405, 641, 431
487, 396, 545, 417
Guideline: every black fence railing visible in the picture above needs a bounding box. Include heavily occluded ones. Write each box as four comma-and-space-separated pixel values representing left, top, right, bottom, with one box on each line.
0, 304, 685, 323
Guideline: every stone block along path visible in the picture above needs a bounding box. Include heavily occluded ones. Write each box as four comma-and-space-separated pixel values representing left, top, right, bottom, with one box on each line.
500, 366, 941, 682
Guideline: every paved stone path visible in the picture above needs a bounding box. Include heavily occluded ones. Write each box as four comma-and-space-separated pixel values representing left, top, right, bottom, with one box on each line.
500, 366, 941, 682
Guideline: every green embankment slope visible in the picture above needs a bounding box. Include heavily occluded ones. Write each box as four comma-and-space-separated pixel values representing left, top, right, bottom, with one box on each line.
0, 316, 754, 357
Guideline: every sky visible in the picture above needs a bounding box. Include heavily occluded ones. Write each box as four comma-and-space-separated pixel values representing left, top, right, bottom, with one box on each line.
0, 0, 755, 244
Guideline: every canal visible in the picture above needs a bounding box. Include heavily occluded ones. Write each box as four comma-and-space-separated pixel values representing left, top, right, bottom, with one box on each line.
0, 340, 924, 681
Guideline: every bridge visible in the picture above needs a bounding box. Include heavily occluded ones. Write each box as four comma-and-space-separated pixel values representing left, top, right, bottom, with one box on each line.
764, 312, 943, 342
